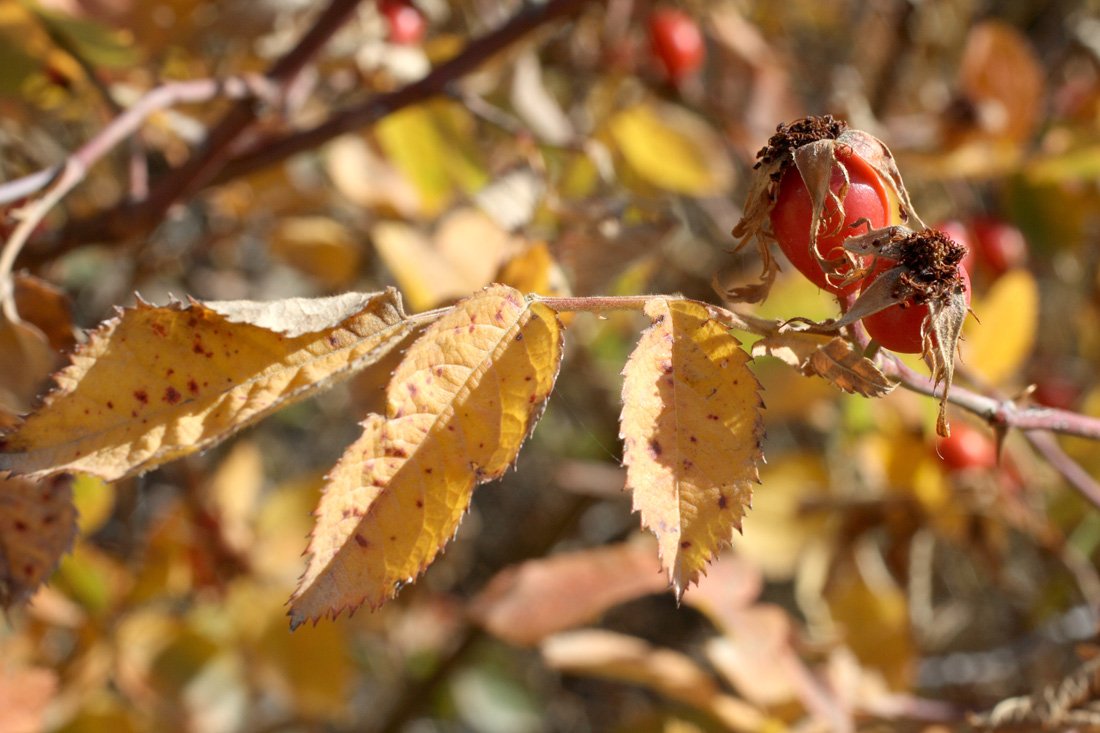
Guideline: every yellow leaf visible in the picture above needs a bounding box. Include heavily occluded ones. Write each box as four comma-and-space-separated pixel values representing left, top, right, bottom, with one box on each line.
620, 299, 764, 597
375, 102, 488, 216
608, 102, 733, 196
963, 269, 1039, 384
0, 474, 77, 608
289, 285, 563, 627
0, 290, 413, 480
371, 221, 472, 312
271, 216, 362, 289
496, 241, 573, 299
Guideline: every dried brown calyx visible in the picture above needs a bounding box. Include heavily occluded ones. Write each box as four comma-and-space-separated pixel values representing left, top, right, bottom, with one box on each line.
889, 229, 968, 305
754, 115, 848, 178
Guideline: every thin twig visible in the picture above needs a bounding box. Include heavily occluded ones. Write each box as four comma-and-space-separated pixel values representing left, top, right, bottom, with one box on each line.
4, 0, 365, 256
0, 75, 276, 208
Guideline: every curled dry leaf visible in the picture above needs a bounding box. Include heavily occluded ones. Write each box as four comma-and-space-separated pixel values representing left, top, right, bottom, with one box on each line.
724, 115, 922, 303
753, 334, 894, 397
288, 285, 564, 628
620, 299, 764, 598
0, 473, 77, 609
0, 289, 413, 480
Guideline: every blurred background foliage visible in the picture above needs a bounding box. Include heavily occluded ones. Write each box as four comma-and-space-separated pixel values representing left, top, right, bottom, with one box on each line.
4, 0, 1100, 731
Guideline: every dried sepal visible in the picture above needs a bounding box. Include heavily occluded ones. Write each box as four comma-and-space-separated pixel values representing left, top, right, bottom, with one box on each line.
727, 115, 923, 303
925, 287, 970, 437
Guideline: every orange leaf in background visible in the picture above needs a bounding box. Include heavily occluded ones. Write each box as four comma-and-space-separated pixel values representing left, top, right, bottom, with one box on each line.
0, 473, 76, 608
468, 538, 668, 646
0, 290, 413, 481
959, 20, 1044, 144
620, 299, 764, 597
288, 285, 564, 628
541, 629, 767, 732
0, 666, 57, 733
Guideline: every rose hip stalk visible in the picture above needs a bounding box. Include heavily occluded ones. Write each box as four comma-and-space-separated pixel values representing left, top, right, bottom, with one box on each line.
724, 115, 923, 303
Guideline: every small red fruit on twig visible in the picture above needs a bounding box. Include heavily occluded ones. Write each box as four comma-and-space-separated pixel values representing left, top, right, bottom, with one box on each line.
936, 422, 996, 470
968, 216, 1028, 276
648, 8, 705, 82
380, 0, 425, 45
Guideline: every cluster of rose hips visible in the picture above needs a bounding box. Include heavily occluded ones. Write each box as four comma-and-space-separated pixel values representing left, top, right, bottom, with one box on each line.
738, 115, 978, 355
731, 115, 1003, 443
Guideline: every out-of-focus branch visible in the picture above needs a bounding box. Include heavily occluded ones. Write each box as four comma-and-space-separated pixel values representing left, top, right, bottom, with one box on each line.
17, 0, 590, 265
0, 76, 278, 315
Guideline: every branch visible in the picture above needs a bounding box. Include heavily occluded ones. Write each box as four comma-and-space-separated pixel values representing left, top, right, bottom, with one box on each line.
5, 0, 365, 265
21, 0, 589, 262
0, 76, 278, 315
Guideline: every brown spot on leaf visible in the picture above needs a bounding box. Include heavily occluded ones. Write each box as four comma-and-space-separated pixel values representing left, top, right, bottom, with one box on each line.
107, 401, 114, 409
689, 435, 697, 443
707, 414, 719, 421
188, 380, 199, 395
151, 321, 167, 338
515, 332, 524, 341
648, 439, 662, 458
354, 534, 369, 548
13, 520, 27, 531
384, 446, 408, 458
164, 386, 182, 404
415, 500, 424, 508
718, 494, 728, 509
134, 390, 148, 404
329, 335, 339, 346
681, 541, 692, 549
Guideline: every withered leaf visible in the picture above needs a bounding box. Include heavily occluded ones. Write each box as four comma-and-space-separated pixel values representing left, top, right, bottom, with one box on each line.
753, 333, 894, 397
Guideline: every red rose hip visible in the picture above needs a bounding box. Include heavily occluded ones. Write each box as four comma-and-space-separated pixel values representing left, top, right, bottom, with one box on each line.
648, 8, 705, 81
770, 148, 890, 295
